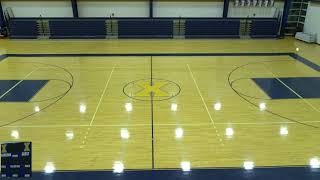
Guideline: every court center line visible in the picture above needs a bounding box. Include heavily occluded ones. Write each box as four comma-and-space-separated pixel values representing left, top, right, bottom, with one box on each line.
150, 56, 155, 169
261, 63, 320, 113
0, 67, 39, 100
187, 64, 224, 145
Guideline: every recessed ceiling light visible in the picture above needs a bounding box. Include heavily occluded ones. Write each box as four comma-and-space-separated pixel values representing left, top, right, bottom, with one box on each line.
243, 161, 255, 170
214, 102, 222, 111
125, 103, 132, 112
171, 103, 178, 112
280, 127, 288, 136
80, 104, 86, 113
113, 161, 124, 173
259, 103, 266, 111
11, 130, 19, 139
44, 162, 55, 174
120, 128, 130, 139
34, 106, 40, 112
65, 130, 74, 140
225, 128, 234, 137
310, 158, 320, 169
180, 161, 191, 172
175, 128, 184, 139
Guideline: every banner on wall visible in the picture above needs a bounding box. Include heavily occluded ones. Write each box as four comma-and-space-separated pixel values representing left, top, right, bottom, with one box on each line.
235, 0, 275, 7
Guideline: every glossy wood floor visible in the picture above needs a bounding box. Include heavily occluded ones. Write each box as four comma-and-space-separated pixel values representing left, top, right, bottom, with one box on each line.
0, 38, 319, 171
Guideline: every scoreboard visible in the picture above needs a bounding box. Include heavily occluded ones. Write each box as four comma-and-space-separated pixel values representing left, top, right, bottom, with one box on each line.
1, 142, 32, 178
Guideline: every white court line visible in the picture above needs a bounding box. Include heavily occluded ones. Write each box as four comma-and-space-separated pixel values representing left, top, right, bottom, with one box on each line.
187, 64, 224, 145
79, 65, 116, 148
0, 68, 39, 100
39, 67, 112, 70
276, 77, 320, 113
261, 62, 320, 113
4, 121, 320, 128
187, 64, 216, 125
89, 65, 117, 126
4, 124, 150, 128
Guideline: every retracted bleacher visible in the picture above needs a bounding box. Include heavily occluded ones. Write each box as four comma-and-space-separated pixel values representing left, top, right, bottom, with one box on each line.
9, 19, 38, 39
118, 19, 173, 38
8, 18, 280, 39
49, 19, 106, 39
185, 19, 240, 38
250, 19, 279, 38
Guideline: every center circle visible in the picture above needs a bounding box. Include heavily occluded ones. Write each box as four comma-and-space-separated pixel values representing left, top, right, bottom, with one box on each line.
123, 78, 181, 101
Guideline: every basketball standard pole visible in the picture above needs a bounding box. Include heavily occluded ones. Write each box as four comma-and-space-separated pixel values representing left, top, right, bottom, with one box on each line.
149, 0, 153, 18
0, 0, 5, 29
280, 0, 292, 37
223, 0, 230, 18
71, 0, 79, 18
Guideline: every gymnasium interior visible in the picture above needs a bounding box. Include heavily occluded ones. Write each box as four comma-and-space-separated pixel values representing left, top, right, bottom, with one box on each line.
0, 0, 320, 179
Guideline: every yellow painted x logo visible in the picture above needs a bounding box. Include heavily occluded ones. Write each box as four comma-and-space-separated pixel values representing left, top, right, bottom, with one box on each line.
1, 144, 7, 153
24, 143, 30, 152
135, 81, 169, 97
